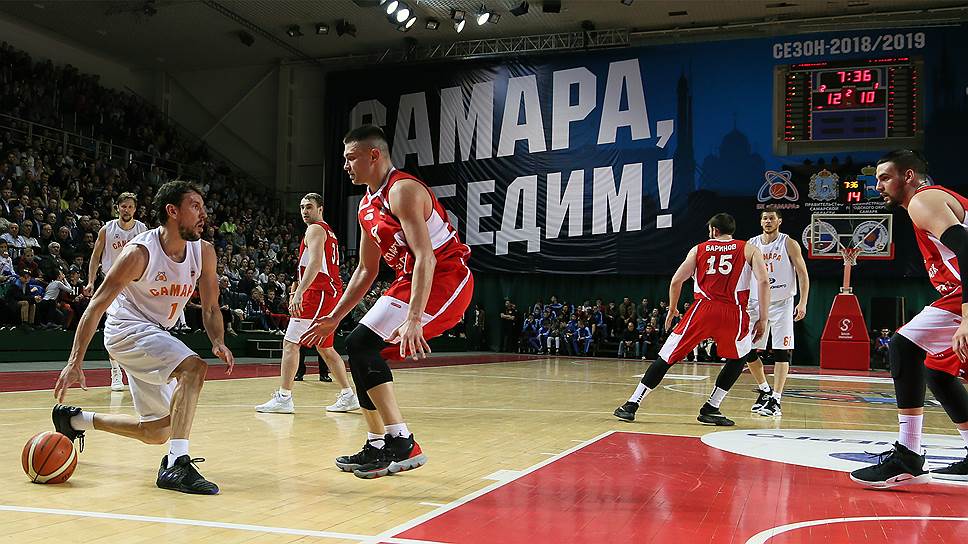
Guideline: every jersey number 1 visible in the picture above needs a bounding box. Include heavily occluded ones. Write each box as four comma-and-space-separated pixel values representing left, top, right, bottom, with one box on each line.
705, 254, 733, 275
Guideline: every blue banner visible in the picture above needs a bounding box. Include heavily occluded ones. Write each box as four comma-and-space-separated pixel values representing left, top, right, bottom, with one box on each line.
324, 25, 968, 275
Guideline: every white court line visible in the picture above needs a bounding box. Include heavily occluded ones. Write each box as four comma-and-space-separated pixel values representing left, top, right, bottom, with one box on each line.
660, 383, 944, 414
0, 504, 447, 544
745, 516, 968, 544
418, 502, 446, 508
785, 374, 895, 384
365, 430, 617, 544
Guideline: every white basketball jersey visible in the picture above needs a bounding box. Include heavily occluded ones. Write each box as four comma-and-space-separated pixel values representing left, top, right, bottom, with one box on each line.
748, 232, 797, 301
102, 219, 148, 273
106, 228, 202, 329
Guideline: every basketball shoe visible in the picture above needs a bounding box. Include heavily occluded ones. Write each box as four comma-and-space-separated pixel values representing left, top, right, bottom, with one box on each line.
613, 401, 639, 421
51, 404, 85, 452
758, 397, 782, 417
697, 402, 735, 426
335, 439, 384, 472
255, 391, 295, 413
326, 390, 360, 412
156, 455, 220, 495
110, 366, 125, 391
849, 442, 930, 488
751, 388, 772, 412
929, 448, 968, 482
352, 434, 427, 479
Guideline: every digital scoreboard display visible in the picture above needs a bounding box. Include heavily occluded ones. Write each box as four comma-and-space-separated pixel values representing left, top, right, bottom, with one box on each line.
774, 57, 921, 155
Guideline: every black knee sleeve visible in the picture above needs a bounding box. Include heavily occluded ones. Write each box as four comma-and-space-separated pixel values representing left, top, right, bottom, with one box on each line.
345, 325, 393, 411
772, 349, 791, 363
715, 358, 746, 391
926, 368, 968, 424
746, 350, 762, 364
888, 333, 927, 409
641, 358, 672, 389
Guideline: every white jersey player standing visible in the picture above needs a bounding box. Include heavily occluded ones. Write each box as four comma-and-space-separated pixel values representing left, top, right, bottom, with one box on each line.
54, 180, 235, 495
746, 206, 810, 417
86, 192, 148, 391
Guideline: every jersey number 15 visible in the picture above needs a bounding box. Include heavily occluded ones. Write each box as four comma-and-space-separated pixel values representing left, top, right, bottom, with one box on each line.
705, 254, 733, 275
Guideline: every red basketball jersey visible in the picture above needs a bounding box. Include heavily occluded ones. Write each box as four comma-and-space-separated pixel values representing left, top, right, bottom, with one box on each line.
297, 220, 342, 296
693, 238, 752, 306
358, 168, 470, 278
912, 185, 968, 299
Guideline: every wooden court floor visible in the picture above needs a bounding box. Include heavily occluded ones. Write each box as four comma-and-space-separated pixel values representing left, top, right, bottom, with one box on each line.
0, 355, 965, 543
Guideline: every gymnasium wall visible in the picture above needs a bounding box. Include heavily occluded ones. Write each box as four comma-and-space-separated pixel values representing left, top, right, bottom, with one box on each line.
319, 24, 968, 362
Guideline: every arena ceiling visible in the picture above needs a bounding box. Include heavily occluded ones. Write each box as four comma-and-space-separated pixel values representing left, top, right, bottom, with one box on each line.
2, 0, 967, 70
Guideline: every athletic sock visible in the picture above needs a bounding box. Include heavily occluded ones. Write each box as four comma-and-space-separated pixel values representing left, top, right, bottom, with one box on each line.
772, 391, 782, 401
167, 439, 189, 468
959, 428, 968, 450
628, 383, 651, 404
757, 381, 771, 393
278, 388, 292, 398
340, 387, 353, 396
898, 414, 923, 452
70, 411, 95, 431
385, 423, 410, 438
708, 387, 728, 409
367, 432, 385, 449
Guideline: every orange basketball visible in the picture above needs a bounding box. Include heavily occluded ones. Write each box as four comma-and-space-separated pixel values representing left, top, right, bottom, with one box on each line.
769, 183, 787, 198
22, 431, 77, 484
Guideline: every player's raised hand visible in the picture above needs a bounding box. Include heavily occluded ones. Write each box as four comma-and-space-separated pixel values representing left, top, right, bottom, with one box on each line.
53, 361, 87, 402
389, 317, 430, 360
300, 315, 338, 346
212, 343, 235, 374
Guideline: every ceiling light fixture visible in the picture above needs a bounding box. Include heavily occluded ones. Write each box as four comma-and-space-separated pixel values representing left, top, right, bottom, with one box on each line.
425, 18, 439, 30
476, 4, 491, 25
510, 1, 529, 16
397, 15, 417, 31
286, 24, 303, 37
315, 22, 329, 34
455, 19, 466, 32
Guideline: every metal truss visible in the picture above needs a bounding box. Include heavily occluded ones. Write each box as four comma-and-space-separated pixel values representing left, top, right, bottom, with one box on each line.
419, 29, 630, 60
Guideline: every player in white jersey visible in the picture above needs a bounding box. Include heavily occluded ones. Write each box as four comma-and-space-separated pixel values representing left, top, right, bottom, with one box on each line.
53, 180, 235, 495
746, 206, 810, 417
86, 192, 148, 391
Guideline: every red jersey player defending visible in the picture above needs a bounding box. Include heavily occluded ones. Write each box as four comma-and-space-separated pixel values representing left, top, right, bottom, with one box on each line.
255, 193, 359, 415
614, 213, 770, 426
301, 125, 473, 479
851, 150, 968, 488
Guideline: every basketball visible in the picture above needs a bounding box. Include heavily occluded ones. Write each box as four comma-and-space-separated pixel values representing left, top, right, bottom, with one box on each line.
769, 183, 787, 198
22, 431, 77, 484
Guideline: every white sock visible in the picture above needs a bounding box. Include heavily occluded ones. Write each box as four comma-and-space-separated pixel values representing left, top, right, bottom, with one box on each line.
708, 387, 728, 408
757, 381, 771, 393
959, 428, 968, 449
278, 388, 292, 398
898, 414, 923, 452
340, 387, 353, 396
772, 391, 782, 401
385, 423, 410, 438
367, 432, 385, 449
70, 411, 95, 431
167, 439, 189, 468
110, 359, 121, 371
628, 383, 651, 404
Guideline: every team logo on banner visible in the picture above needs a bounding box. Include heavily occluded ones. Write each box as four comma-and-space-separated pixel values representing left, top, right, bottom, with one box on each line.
852, 220, 890, 252
757, 170, 799, 202
858, 165, 880, 200
808, 169, 839, 201
801, 221, 839, 255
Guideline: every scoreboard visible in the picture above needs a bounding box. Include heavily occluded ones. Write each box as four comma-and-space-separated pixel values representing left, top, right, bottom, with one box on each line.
774, 57, 922, 155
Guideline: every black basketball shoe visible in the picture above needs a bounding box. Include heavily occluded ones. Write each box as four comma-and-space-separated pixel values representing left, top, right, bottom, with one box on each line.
353, 434, 427, 480
156, 455, 220, 495
849, 442, 930, 488
335, 439, 384, 472
929, 448, 968, 482
319, 372, 332, 382
751, 388, 772, 412
51, 404, 85, 452
613, 401, 639, 422
697, 402, 735, 426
